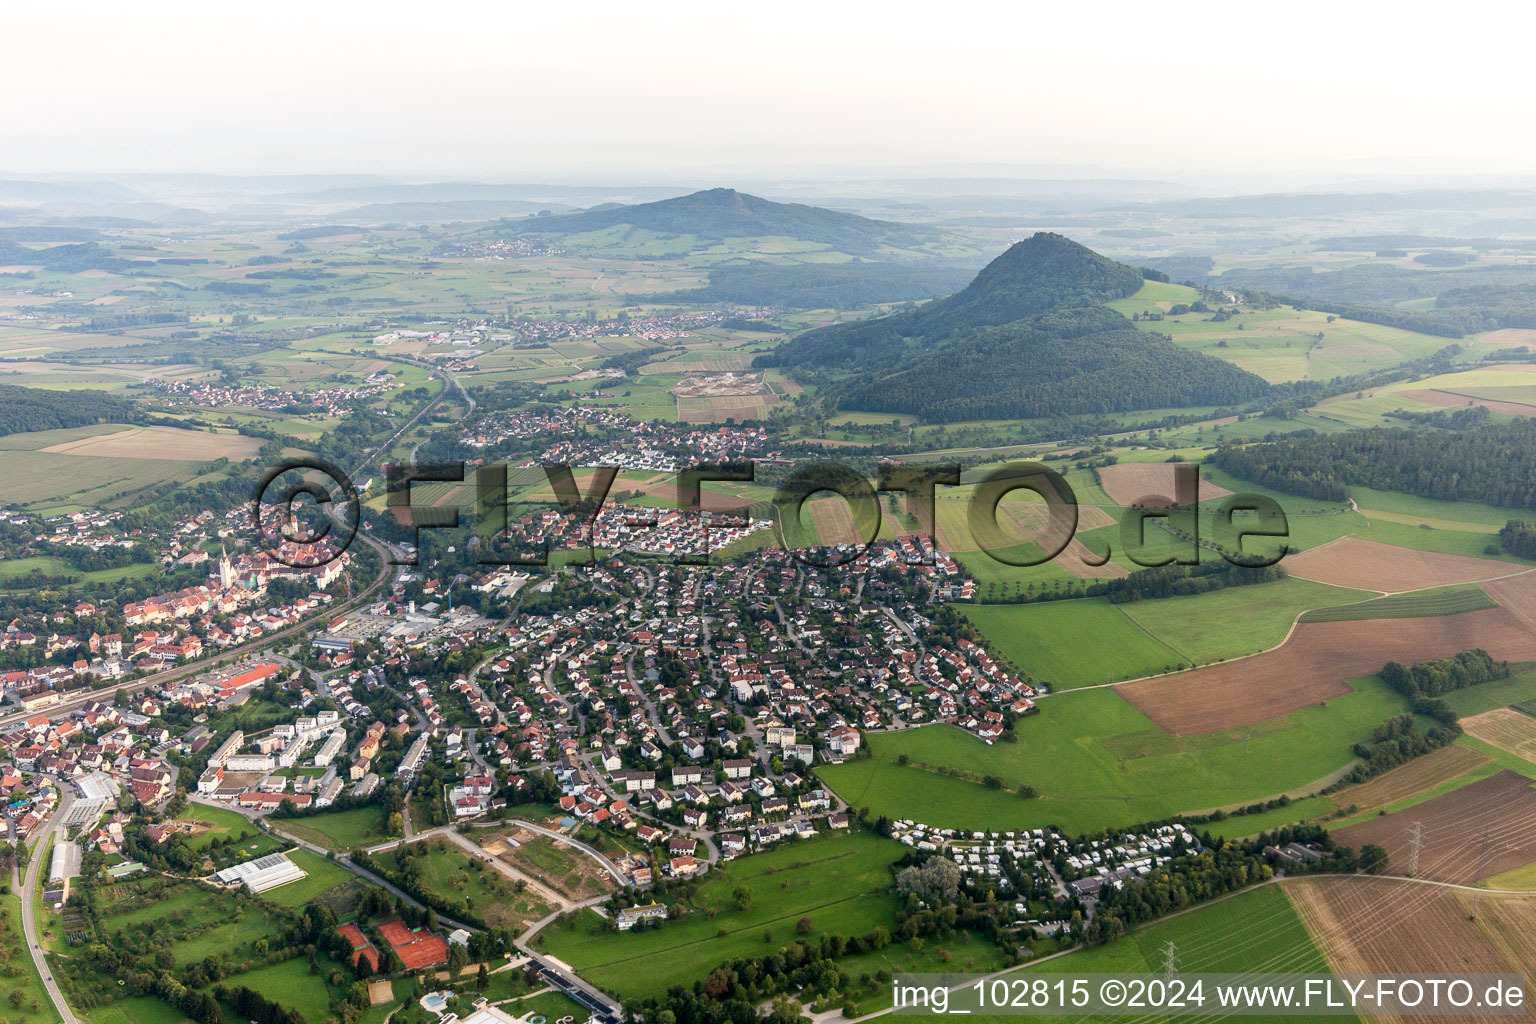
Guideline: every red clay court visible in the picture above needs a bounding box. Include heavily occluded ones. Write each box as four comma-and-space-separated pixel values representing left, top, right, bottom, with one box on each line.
337, 923, 381, 972
379, 919, 449, 969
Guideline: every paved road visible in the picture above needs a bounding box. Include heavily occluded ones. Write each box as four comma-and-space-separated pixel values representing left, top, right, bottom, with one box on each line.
18, 791, 78, 1024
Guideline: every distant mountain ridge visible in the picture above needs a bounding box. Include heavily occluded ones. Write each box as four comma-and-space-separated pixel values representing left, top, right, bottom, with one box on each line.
760, 232, 1271, 422
511, 188, 936, 254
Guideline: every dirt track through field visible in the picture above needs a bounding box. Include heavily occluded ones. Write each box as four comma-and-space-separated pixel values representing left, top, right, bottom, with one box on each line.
1116, 606, 1536, 736
1283, 537, 1521, 593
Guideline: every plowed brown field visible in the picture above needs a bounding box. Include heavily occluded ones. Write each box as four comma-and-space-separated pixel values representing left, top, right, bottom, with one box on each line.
1333, 771, 1536, 884
1288, 876, 1521, 1024
1282, 537, 1521, 593
1098, 462, 1232, 507
1117, 607, 1536, 735
1329, 743, 1491, 814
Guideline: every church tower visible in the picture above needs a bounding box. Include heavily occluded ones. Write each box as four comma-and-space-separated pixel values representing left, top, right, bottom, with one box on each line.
218, 544, 235, 589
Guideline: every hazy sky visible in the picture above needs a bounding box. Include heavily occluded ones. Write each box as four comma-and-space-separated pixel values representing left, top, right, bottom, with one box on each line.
9, 0, 1536, 185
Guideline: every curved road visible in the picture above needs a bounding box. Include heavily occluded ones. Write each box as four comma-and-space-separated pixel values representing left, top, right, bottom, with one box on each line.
18, 792, 78, 1024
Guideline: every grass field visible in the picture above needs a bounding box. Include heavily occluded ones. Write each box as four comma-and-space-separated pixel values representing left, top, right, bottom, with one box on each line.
270, 806, 390, 851
537, 832, 1000, 1001
961, 600, 1184, 687
259, 848, 357, 908
228, 957, 343, 1023
496, 990, 590, 1021
84, 997, 187, 1024
820, 674, 1417, 834
1119, 576, 1371, 665
1, 889, 62, 1024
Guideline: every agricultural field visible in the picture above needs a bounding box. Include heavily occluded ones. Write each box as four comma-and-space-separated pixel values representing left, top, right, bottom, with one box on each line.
1281, 537, 1525, 594
1035, 881, 1336, 979
1332, 771, 1536, 883
1325, 743, 1492, 818
1288, 875, 1536, 1015
1119, 576, 1371, 665
1116, 604, 1536, 736
1462, 708, 1536, 764
1312, 362, 1536, 428
0, 422, 251, 512
536, 832, 1003, 1001
1297, 585, 1496, 622
819, 674, 1415, 835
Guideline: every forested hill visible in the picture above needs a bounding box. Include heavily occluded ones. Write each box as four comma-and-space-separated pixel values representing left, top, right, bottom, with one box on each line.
760, 232, 1146, 369
756, 233, 1270, 422
510, 188, 934, 254
0, 385, 141, 438
1210, 420, 1536, 508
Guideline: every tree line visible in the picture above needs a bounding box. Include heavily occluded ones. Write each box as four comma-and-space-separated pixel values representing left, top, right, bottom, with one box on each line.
1211, 419, 1536, 509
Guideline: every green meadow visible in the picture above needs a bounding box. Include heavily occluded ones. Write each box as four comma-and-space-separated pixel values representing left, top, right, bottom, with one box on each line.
537, 832, 1004, 1001
820, 674, 1416, 834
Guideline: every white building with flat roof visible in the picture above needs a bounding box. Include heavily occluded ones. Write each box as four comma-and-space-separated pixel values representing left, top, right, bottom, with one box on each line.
214, 852, 307, 894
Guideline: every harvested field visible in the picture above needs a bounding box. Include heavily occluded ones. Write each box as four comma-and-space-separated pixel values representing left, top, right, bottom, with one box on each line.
1329, 743, 1490, 814
676, 395, 775, 423
669, 373, 768, 398
1117, 606, 1536, 736
1399, 388, 1536, 417
635, 480, 753, 513
640, 353, 754, 373
1482, 573, 1536, 632
807, 494, 861, 546
994, 502, 1127, 579
1288, 876, 1518, 1024
1463, 708, 1536, 764
1283, 537, 1524, 593
1097, 462, 1231, 507
1334, 771, 1536, 883
1477, 328, 1536, 349
39, 424, 263, 461
1053, 537, 1130, 579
